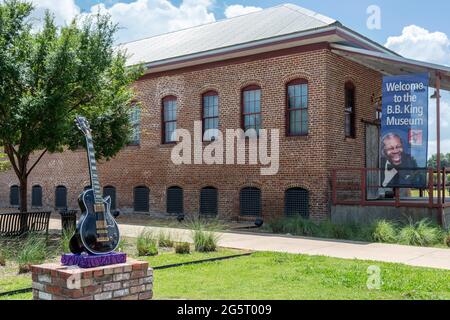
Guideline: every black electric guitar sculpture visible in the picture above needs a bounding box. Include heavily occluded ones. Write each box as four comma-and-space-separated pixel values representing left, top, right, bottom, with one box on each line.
69, 116, 120, 255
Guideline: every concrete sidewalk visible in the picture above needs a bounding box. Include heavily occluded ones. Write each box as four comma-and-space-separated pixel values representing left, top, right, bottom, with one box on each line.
49, 218, 450, 270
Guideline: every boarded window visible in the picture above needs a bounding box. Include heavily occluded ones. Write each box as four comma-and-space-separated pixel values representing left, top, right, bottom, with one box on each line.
103, 186, 117, 210
55, 186, 67, 209
200, 187, 218, 216
32, 185, 43, 207
284, 188, 309, 218
240, 187, 261, 216
134, 186, 149, 212
167, 186, 183, 214
10, 185, 19, 207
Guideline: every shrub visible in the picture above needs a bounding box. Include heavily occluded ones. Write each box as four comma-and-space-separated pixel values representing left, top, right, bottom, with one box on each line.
372, 220, 398, 243
398, 219, 442, 247
17, 235, 47, 273
136, 230, 158, 256
117, 238, 127, 253
266, 217, 320, 236
175, 242, 191, 254
158, 231, 175, 248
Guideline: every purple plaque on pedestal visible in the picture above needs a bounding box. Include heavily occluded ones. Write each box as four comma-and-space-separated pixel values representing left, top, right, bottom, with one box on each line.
61, 252, 127, 268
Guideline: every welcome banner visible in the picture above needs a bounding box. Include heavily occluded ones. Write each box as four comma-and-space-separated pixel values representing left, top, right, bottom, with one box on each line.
380, 73, 429, 188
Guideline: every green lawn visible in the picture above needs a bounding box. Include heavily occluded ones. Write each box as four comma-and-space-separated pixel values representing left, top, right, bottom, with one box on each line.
3, 251, 449, 300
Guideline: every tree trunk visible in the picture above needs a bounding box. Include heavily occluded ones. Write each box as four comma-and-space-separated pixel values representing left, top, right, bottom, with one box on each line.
19, 174, 29, 234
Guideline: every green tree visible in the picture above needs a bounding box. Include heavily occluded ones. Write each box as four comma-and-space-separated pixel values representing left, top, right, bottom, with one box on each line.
428, 153, 450, 169
0, 0, 142, 216
0, 150, 11, 172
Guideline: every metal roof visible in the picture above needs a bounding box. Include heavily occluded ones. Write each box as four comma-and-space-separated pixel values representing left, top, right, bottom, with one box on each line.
331, 44, 450, 90
120, 3, 339, 67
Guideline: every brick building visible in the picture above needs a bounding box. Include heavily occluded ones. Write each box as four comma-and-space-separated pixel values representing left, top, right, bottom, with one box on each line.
2, 4, 449, 223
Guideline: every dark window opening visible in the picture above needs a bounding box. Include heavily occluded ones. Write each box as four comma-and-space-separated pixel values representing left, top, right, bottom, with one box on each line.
162, 96, 177, 144
167, 186, 183, 214
10, 185, 19, 207
103, 186, 117, 211
287, 79, 308, 136
200, 187, 218, 216
55, 186, 68, 209
134, 186, 149, 212
345, 81, 356, 138
240, 187, 261, 216
284, 188, 309, 218
32, 185, 43, 207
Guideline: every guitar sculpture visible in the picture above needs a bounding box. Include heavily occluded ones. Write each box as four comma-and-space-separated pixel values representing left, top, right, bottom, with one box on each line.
69, 116, 120, 255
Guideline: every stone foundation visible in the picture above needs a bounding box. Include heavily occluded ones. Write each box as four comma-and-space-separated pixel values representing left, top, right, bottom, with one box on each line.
31, 259, 153, 300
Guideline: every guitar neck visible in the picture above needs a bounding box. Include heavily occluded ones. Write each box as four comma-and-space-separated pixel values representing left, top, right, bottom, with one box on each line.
85, 136, 103, 204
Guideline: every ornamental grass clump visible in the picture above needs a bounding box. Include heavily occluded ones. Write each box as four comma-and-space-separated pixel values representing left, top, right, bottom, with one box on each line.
372, 220, 398, 243
61, 227, 75, 254
136, 230, 158, 256
175, 242, 191, 254
17, 235, 47, 273
190, 220, 220, 253
158, 231, 175, 248
0, 250, 5, 266
398, 219, 443, 247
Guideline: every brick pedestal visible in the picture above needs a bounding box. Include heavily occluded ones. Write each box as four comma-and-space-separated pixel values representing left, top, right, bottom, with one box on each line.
31, 259, 153, 300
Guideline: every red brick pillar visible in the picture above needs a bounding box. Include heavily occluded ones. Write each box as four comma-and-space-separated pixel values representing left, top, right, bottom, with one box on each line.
31, 260, 153, 300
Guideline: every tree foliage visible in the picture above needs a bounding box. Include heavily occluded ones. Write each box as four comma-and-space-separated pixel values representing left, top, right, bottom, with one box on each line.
0, 0, 143, 213
427, 153, 450, 169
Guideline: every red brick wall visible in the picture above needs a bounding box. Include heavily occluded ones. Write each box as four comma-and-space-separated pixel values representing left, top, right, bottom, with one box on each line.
0, 46, 382, 221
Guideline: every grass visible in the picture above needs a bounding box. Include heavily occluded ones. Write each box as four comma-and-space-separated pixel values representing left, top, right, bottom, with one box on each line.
153, 252, 450, 300
1, 247, 450, 300
157, 231, 175, 248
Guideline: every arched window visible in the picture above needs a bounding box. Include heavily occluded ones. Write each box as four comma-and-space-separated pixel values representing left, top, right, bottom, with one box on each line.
242, 85, 261, 133
345, 81, 356, 138
55, 186, 67, 209
200, 187, 218, 216
129, 103, 141, 145
284, 188, 309, 218
32, 185, 43, 208
286, 79, 308, 136
162, 96, 177, 144
240, 187, 261, 216
103, 186, 117, 210
167, 186, 183, 214
134, 186, 149, 212
202, 91, 219, 141
10, 185, 19, 207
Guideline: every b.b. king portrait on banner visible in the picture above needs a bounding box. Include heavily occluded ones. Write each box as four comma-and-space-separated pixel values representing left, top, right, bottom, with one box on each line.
380, 73, 429, 188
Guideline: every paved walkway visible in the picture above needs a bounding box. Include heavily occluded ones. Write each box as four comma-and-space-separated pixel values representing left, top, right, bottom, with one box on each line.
49, 218, 450, 270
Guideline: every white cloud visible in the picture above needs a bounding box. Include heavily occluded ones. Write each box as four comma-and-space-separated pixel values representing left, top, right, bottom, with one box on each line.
224, 4, 262, 18
0, 0, 80, 28
83, 0, 216, 43
385, 25, 450, 66
1, 0, 217, 43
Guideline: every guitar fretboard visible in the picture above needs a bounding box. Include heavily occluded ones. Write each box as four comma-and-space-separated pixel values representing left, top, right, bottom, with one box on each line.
86, 136, 103, 204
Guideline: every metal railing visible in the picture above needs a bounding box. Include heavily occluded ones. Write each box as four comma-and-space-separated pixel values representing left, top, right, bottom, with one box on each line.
331, 167, 450, 209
